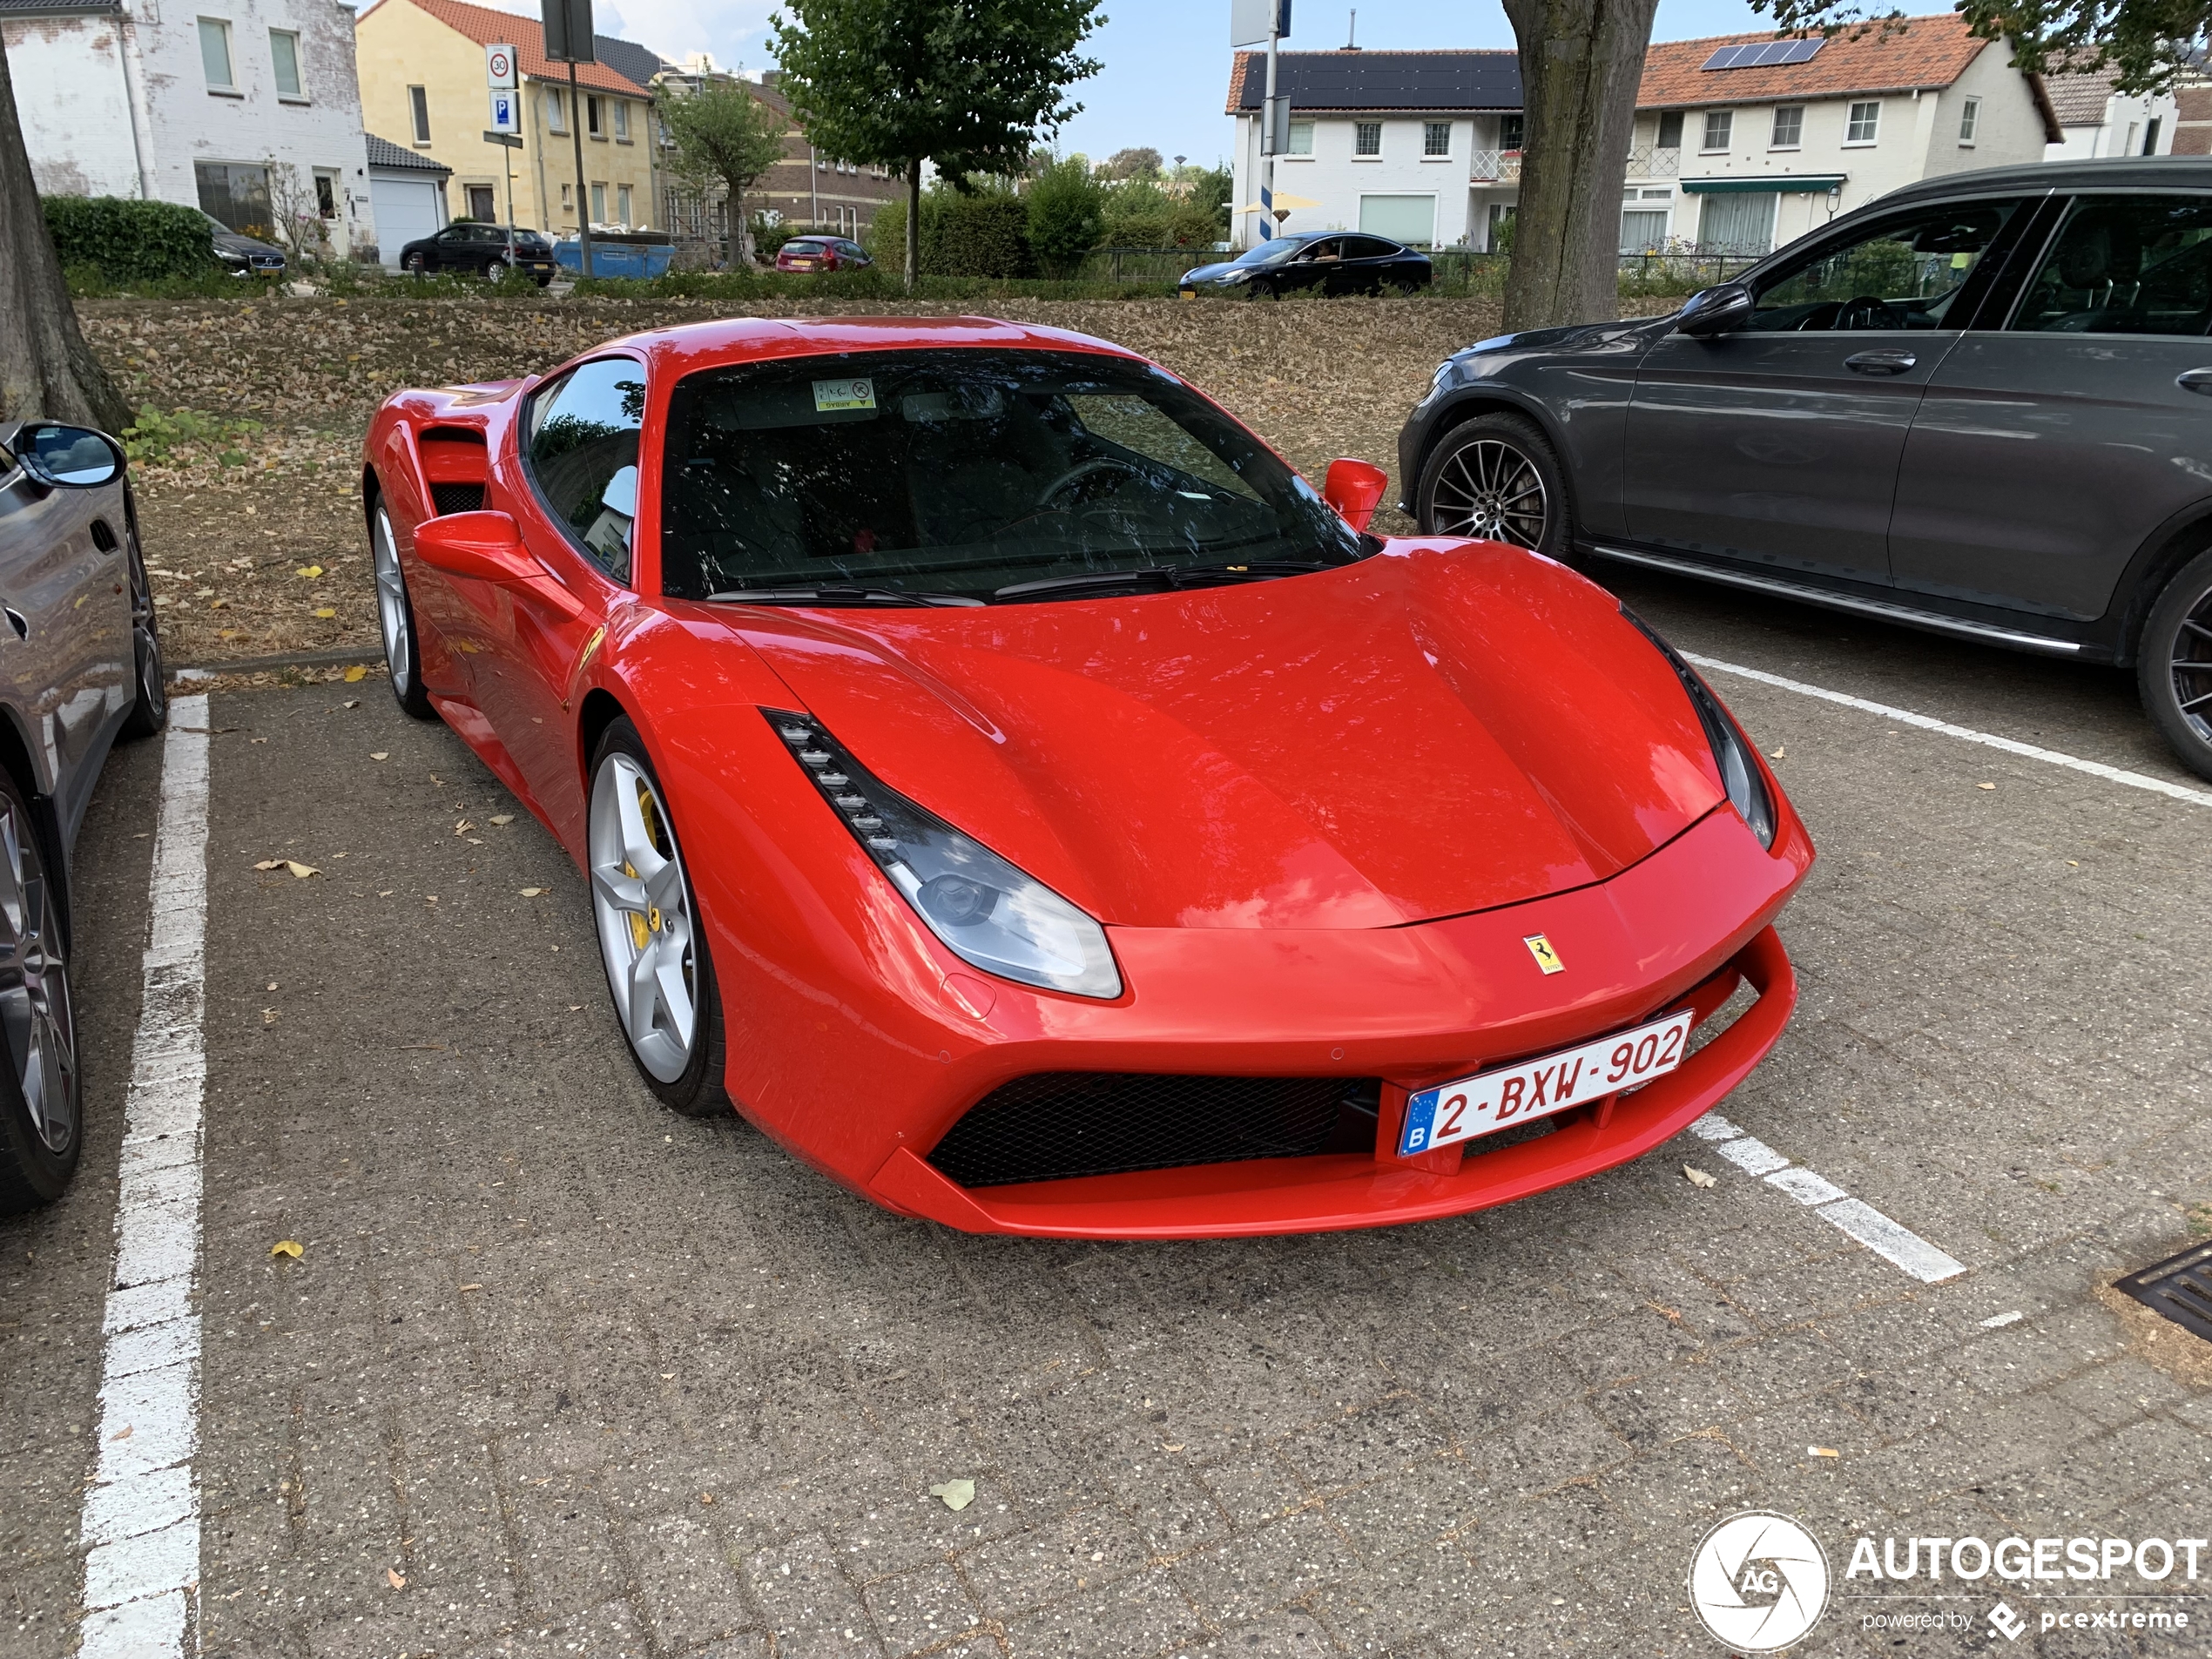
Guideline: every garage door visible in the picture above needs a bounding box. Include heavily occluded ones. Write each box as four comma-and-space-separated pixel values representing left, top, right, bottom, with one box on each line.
369, 175, 442, 267
1359, 193, 1437, 246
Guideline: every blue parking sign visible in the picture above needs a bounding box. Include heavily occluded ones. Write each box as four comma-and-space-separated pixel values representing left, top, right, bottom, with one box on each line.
489, 92, 518, 134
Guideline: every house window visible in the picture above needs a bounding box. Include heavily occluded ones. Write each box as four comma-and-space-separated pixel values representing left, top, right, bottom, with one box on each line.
617, 184, 633, 223
1656, 111, 1683, 149
1500, 112, 1524, 151
1701, 110, 1732, 152
1354, 121, 1381, 157
1423, 120, 1451, 157
194, 160, 270, 235
2145, 116, 2162, 153
269, 30, 303, 99
1286, 120, 1313, 154
561, 182, 573, 212
1959, 97, 1979, 144
408, 85, 430, 144
590, 182, 606, 221
1770, 105, 1803, 148
546, 88, 567, 133
198, 18, 234, 91
1846, 100, 1880, 144
587, 95, 604, 138
613, 99, 630, 141
1621, 207, 1669, 253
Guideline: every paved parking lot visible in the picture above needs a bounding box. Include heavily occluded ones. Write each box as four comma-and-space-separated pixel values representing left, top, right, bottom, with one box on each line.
3, 567, 2209, 1659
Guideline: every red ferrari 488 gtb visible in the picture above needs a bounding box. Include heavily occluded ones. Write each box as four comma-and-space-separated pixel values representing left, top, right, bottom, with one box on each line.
362, 316, 1813, 1238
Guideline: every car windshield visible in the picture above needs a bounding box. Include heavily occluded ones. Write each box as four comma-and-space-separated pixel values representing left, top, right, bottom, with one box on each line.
1231, 238, 1305, 267
660, 347, 1365, 602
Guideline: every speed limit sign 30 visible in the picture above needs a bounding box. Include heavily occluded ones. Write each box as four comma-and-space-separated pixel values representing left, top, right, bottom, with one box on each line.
486, 43, 517, 88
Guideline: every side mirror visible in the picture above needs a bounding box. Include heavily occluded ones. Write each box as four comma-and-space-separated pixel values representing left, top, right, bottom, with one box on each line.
17, 424, 123, 488
412, 509, 538, 583
1676, 282, 1754, 338
1323, 458, 1390, 535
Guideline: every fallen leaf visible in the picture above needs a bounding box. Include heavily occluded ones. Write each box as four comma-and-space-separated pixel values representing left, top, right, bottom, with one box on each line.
111, 1424, 133, 1440
343, 698, 361, 709
1808, 1446, 1841, 1458
1683, 1165, 1717, 1189
343, 666, 368, 684
284, 861, 319, 880
699, 1492, 715, 1506
1768, 744, 1785, 760
489, 813, 515, 826
458, 1283, 482, 1292
455, 819, 476, 834
253, 859, 285, 872
314, 607, 336, 620
386, 1567, 406, 1589
370, 752, 389, 761
295, 563, 324, 578
519, 887, 544, 896
271, 1239, 303, 1258
1977, 781, 1996, 790
262, 1008, 278, 1026
928, 1478, 976, 1512
266, 982, 279, 991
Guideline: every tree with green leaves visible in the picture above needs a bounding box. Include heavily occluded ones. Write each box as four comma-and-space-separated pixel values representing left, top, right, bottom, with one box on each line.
1026, 153, 1105, 275
658, 77, 791, 264
771, 0, 1104, 289
1757, 0, 2207, 93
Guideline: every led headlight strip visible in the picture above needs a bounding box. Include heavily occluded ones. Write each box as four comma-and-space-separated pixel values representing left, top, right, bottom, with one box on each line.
1621, 611, 1778, 848
763, 710, 1123, 999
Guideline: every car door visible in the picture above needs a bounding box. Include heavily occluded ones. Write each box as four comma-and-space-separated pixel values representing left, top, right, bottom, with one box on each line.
1890, 191, 2212, 621
1284, 237, 1339, 295
482, 357, 644, 846
1338, 235, 1399, 294
1622, 196, 2032, 585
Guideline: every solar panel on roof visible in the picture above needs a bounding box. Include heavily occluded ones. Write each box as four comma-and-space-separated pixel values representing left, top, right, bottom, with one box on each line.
1701, 37, 1824, 70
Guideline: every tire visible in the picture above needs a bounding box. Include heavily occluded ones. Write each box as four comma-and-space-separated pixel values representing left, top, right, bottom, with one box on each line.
369, 493, 436, 720
0, 767, 81, 1215
586, 718, 730, 1116
118, 495, 167, 741
1416, 412, 1570, 560
405, 252, 428, 275
2137, 545, 2212, 783
535, 274, 552, 288
1245, 279, 1276, 300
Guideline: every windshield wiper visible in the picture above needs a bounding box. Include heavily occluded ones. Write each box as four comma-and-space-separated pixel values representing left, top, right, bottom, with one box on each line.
704, 585, 983, 608
992, 559, 1341, 603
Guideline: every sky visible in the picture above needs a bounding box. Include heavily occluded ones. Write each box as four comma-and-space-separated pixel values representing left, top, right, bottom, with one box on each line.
477, 0, 1779, 165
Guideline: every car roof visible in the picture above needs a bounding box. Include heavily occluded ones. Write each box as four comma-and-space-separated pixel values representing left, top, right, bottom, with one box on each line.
1880, 155, 2212, 206
591, 314, 1149, 377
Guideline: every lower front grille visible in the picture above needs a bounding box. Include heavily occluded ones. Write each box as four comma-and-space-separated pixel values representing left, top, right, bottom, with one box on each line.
927, 1072, 1381, 1189
430, 482, 486, 516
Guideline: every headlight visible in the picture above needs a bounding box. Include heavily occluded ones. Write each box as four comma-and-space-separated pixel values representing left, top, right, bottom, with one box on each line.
765, 711, 1123, 998
215, 246, 246, 264
1621, 612, 1777, 848
1221, 267, 1252, 284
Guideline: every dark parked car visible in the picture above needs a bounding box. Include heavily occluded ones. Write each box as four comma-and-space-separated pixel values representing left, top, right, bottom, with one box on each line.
202, 211, 285, 277
1398, 157, 2212, 782
0, 420, 165, 1213
400, 222, 556, 285
774, 236, 872, 273
1182, 232, 1432, 299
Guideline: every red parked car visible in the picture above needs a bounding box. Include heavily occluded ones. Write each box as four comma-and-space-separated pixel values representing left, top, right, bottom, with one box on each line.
774, 235, 872, 273
360, 315, 1813, 1239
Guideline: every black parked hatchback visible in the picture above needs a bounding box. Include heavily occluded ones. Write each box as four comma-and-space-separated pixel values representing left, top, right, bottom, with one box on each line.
1398, 157, 2212, 782
1183, 231, 1431, 298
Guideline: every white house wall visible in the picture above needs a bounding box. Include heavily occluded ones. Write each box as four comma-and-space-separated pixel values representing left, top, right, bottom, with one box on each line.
1233, 112, 1498, 246
2048, 89, 2177, 159
3, 13, 141, 199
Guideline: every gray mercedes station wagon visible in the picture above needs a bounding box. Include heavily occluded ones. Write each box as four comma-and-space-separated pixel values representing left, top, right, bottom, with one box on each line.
1397, 156, 2212, 782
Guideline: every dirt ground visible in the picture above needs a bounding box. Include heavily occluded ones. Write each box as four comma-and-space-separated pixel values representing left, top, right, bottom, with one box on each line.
81, 293, 1530, 667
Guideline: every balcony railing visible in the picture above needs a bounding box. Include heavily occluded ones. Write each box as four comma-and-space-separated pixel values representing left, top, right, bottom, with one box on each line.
1625, 145, 1682, 179
1468, 149, 1522, 184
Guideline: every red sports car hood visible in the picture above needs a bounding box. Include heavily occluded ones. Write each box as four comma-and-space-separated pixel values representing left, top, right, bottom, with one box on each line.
725, 542, 1727, 929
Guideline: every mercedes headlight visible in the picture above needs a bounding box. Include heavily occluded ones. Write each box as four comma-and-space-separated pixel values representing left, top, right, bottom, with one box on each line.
766, 711, 1122, 998
1622, 613, 1777, 848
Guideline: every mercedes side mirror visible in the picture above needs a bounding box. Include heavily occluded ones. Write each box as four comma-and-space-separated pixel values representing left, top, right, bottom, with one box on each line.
412, 509, 538, 583
16, 424, 124, 489
1676, 282, 1754, 338
1324, 458, 1390, 534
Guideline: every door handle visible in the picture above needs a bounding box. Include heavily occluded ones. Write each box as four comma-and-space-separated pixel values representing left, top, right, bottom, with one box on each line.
1844, 351, 1917, 375
2176, 368, 2212, 395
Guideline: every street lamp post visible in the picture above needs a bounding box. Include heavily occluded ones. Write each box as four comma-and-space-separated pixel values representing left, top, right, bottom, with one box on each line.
544, 0, 597, 279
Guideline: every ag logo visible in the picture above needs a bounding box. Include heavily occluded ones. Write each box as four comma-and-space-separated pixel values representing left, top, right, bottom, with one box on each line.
1689, 1511, 1829, 1651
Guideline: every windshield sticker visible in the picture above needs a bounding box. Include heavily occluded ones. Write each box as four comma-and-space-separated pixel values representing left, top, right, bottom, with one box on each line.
813, 377, 876, 413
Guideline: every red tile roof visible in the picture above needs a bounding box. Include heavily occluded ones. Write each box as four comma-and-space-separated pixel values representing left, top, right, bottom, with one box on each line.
385, 0, 654, 96
1637, 14, 1991, 108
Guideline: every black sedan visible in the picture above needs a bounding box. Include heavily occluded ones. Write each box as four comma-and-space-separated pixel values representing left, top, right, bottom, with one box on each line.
1182, 231, 1431, 299
0, 421, 165, 1212
201, 212, 285, 277
399, 222, 557, 285
1396, 156, 2212, 784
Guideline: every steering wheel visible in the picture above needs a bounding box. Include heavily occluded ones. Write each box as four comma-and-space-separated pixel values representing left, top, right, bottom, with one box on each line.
1035, 457, 1140, 508
1834, 293, 1905, 331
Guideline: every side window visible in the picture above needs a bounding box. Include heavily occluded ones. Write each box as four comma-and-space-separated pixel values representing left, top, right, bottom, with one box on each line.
1748, 199, 2024, 332
2010, 195, 2212, 336
1302, 237, 1342, 263
526, 358, 645, 579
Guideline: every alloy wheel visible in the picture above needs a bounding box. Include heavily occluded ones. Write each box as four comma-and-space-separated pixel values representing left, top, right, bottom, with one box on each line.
0, 800, 75, 1157
1430, 439, 1549, 549
588, 753, 698, 1083
2171, 583, 2212, 745
373, 504, 415, 698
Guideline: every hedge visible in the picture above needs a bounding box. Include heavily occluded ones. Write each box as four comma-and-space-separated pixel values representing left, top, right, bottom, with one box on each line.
869, 191, 1035, 279
44, 196, 215, 280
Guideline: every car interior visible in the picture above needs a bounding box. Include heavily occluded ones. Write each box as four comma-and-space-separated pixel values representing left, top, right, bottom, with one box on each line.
1743, 201, 2019, 331
2013, 197, 2212, 335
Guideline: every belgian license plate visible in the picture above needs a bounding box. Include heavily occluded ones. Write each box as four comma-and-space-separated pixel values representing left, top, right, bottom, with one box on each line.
1397, 1010, 1695, 1156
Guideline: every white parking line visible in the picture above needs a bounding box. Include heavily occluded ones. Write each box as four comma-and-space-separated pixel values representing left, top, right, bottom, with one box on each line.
1689, 1111, 1966, 1284
78, 697, 211, 1658
1683, 651, 2212, 810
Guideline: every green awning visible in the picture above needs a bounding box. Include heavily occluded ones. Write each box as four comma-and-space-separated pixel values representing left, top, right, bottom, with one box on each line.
1682, 176, 1845, 194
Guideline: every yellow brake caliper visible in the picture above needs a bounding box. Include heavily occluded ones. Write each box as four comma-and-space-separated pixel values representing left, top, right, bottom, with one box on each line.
625, 783, 664, 952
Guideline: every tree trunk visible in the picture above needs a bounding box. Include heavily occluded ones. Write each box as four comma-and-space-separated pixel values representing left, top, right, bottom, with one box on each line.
0, 41, 127, 431
730, 184, 746, 265
1499, 0, 1661, 331
904, 162, 921, 293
